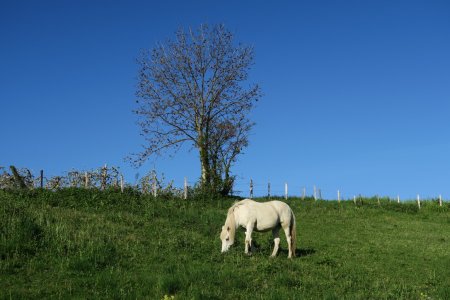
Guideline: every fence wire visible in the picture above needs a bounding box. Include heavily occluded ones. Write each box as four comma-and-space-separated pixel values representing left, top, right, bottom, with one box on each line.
0, 166, 446, 205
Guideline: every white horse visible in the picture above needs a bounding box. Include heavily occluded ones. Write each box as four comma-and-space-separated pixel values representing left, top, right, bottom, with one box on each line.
220, 199, 297, 258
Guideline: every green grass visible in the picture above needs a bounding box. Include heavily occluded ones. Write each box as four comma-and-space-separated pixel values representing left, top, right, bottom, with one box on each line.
1, 189, 449, 299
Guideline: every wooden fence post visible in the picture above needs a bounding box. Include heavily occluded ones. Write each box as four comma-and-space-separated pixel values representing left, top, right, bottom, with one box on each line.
268, 182, 271, 199
249, 179, 253, 199
302, 187, 306, 200
353, 195, 356, 205
284, 182, 288, 200
377, 195, 380, 206
184, 177, 188, 200
40, 170, 44, 188
10, 166, 26, 189
337, 190, 340, 204
120, 174, 124, 193
101, 164, 107, 190
152, 172, 157, 197
313, 185, 317, 201
439, 194, 442, 207
397, 195, 400, 204
85, 172, 89, 188
417, 194, 421, 209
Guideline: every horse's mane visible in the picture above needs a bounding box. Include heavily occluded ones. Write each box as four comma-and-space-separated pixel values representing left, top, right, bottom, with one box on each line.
225, 200, 247, 242
227, 200, 245, 216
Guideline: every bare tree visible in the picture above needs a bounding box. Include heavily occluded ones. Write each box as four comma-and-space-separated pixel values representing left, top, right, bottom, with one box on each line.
133, 24, 260, 194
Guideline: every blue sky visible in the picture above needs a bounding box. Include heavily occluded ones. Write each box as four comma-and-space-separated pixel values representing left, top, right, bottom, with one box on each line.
1, 0, 449, 199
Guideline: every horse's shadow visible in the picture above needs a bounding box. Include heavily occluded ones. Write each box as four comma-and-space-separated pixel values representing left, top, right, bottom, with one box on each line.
278, 247, 316, 257
246, 239, 316, 258
250, 241, 316, 257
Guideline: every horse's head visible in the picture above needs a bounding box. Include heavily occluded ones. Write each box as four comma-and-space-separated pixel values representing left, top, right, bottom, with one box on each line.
220, 225, 234, 253
220, 206, 237, 253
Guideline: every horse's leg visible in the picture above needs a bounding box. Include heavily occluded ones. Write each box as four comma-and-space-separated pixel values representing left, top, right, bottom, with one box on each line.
245, 223, 254, 255
271, 226, 280, 257
282, 224, 293, 258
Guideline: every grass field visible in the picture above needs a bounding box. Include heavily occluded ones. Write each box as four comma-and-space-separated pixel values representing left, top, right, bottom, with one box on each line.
1, 189, 449, 299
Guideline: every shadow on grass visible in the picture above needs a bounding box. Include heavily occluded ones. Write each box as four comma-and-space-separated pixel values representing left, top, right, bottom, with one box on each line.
247, 240, 316, 258
278, 247, 316, 257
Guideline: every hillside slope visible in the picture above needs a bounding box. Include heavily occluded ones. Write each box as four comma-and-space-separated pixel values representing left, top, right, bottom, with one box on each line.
1, 189, 449, 299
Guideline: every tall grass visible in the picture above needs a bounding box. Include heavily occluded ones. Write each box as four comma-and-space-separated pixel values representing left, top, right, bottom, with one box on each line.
1, 189, 449, 299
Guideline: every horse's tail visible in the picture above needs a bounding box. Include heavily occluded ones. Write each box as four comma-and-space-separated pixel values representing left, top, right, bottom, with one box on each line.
290, 210, 297, 257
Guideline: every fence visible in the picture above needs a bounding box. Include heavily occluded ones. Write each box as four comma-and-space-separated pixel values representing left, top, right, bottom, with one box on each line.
231, 178, 445, 208
0, 166, 446, 207
0, 165, 184, 198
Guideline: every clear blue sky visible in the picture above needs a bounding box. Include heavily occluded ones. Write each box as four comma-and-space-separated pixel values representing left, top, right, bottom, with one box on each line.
1, 0, 450, 199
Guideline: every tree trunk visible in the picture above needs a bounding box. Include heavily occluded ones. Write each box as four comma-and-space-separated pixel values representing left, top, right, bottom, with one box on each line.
220, 165, 233, 196
199, 143, 211, 188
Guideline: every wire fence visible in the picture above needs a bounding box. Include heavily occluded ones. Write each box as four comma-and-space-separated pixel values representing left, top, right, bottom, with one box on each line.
230, 178, 446, 208
0, 166, 446, 207
0, 165, 183, 197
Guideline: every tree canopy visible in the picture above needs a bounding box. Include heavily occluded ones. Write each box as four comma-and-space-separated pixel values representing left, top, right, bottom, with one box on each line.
134, 24, 261, 195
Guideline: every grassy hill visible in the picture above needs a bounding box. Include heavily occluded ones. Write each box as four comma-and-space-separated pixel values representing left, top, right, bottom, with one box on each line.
1, 189, 449, 299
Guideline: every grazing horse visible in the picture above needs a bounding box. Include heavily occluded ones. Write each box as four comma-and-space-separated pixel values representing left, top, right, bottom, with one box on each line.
220, 199, 297, 258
